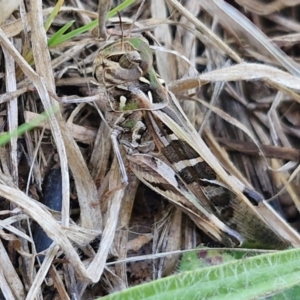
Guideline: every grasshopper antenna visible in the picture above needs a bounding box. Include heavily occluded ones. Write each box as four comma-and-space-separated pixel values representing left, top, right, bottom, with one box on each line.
117, 11, 124, 51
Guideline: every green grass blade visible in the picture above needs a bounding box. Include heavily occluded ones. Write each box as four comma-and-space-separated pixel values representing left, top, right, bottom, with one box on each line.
49, 20, 98, 47
44, 0, 64, 31
48, 0, 136, 47
99, 248, 300, 300
108, 0, 136, 17
48, 20, 75, 46
0, 107, 58, 146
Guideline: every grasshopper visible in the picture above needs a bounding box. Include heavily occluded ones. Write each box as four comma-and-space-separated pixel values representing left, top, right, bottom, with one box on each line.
93, 37, 300, 249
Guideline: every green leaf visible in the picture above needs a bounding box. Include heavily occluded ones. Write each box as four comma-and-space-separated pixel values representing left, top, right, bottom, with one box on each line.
268, 285, 300, 299
99, 248, 300, 300
179, 249, 237, 272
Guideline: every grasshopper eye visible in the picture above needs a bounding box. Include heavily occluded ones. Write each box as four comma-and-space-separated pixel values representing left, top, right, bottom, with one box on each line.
127, 51, 142, 64
119, 51, 142, 69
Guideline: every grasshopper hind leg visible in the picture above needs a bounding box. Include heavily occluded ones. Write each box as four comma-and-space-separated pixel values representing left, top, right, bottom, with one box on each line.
111, 118, 154, 185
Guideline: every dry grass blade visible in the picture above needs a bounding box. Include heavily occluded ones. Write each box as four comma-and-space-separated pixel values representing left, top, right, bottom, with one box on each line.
3, 48, 18, 186
151, 0, 176, 82
86, 158, 125, 283
1, 0, 300, 298
0, 184, 91, 278
167, 0, 242, 63
98, 0, 112, 39
0, 239, 25, 298
200, 0, 300, 76
26, 244, 60, 299
218, 139, 300, 161
170, 63, 300, 93
24, 111, 97, 143
29, 0, 71, 229
235, 0, 300, 15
